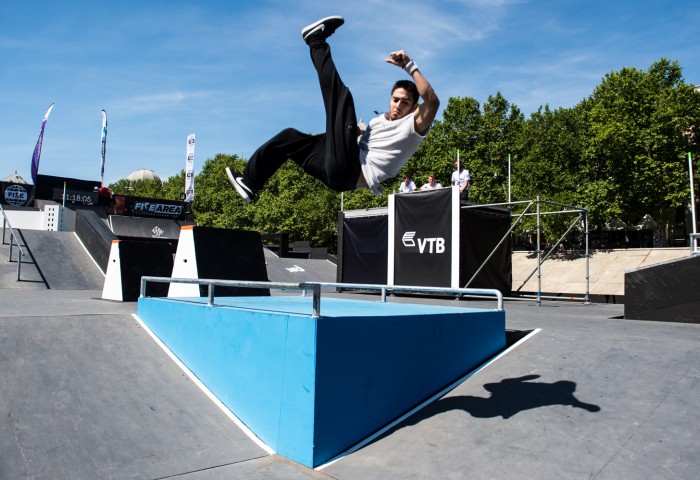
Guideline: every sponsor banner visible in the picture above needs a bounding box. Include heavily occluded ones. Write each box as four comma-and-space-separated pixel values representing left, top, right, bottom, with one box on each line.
185, 133, 195, 202
100, 110, 108, 184
30, 103, 55, 184
394, 188, 453, 287
1, 182, 35, 207
113, 194, 185, 219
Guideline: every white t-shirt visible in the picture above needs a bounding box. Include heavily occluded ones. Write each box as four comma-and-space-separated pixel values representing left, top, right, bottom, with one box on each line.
399, 180, 416, 193
358, 111, 425, 195
451, 168, 470, 189
420, 182, 442, 190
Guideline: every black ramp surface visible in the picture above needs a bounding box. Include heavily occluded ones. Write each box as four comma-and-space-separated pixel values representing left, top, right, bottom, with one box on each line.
20, 230, 104, 289
625, 254, 700, 323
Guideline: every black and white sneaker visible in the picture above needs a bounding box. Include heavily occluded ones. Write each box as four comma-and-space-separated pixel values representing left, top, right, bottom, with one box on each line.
301, 15, 344, 43
225, 167, 256, 203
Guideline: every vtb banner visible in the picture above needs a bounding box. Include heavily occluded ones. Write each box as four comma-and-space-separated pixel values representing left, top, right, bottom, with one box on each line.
390, 187, 459, 287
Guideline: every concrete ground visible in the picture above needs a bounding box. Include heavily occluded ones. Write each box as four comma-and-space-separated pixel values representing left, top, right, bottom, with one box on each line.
2, 285, 699, 479
2, 227, 698, 479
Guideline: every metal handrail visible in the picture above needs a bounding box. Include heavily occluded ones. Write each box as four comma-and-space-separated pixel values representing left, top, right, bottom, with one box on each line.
139, 276, 504, 318
0, 203, 27, 281
691, 233, 700, 255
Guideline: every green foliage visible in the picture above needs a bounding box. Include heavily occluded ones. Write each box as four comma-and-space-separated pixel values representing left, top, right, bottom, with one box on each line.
109, 178, 166, 198
107, 58, 700, 248
582, 58, 700, 241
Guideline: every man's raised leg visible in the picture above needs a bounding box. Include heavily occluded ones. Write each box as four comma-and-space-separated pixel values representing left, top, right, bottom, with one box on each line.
305, 18, 361, 192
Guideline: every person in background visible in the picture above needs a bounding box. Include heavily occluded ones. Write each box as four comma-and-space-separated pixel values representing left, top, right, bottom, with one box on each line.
399, 175, 417, 193
451, 159, 470, 202
420, 173, 442, 190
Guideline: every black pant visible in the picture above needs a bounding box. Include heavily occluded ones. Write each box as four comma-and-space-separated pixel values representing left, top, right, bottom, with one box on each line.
243, 38, 360, 193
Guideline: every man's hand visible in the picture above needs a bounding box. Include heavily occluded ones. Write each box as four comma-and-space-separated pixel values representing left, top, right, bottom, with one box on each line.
385, 50, 440, 136
385, 50, 411, 68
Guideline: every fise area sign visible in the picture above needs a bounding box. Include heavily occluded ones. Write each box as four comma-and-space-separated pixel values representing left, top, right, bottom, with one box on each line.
389, 187, 460, 288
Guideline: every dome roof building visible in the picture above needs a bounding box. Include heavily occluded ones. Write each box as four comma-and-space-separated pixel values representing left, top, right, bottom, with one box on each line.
2, 171, 29, 184
127, 169, 161, 182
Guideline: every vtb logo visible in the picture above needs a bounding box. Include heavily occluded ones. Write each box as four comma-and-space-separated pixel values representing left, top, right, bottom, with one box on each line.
402, 231, 446, 254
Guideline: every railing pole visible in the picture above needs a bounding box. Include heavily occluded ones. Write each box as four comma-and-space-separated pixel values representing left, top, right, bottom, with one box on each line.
208, 284, 215, 306
16, 249, 21, 281
311, 284, 321, 317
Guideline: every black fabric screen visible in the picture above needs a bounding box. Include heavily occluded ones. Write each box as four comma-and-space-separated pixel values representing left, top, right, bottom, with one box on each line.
459, 206, 512, 295
340, 215, 388, 284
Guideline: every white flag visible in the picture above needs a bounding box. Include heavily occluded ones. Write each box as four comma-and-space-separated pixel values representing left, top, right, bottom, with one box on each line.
185, 133, 195, 202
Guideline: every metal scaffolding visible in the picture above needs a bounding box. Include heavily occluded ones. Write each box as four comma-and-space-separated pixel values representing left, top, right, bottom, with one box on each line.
461, 197, 589, 305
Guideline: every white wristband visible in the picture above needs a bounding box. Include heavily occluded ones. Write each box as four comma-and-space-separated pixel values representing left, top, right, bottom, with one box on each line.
403, 60, 418, 75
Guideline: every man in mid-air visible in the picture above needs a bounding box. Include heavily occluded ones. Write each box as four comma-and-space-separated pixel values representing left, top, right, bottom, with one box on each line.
227, 15, 439, 202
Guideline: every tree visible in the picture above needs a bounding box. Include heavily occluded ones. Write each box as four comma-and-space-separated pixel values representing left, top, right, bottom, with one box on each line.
409, 96, 482, 189
190, 153, 254, 230
109, 178, 165, 198
582, 58, 700, 244
470, 93, 525, 204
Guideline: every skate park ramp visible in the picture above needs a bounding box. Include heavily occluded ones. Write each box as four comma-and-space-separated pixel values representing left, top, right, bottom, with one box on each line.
263, 247, 337, 283
19, 229, 104, 290
625, 253, 700, 323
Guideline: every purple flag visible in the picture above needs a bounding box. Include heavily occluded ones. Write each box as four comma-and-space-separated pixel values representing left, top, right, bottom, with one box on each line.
30, 103, 55, 184
100, 109, 107, 185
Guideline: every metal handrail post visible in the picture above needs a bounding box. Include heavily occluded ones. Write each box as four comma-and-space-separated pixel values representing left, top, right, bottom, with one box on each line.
16, 246, 21, 281
208, 284, 215, 305
536, 196, 541, 306
311, 284, 321, 317
585, 208, 590, 303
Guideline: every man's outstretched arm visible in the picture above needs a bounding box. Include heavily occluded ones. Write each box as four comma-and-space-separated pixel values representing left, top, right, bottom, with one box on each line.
386, 50, 440, 135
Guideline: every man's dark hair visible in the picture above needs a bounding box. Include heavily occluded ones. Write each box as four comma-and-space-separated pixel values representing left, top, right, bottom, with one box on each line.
392, 80, 419, 105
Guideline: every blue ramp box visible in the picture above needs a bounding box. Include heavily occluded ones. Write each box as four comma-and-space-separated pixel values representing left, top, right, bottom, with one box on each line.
137, 295, 505, 467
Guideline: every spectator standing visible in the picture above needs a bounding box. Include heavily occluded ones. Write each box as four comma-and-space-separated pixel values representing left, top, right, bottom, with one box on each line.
451, 158, 470, 202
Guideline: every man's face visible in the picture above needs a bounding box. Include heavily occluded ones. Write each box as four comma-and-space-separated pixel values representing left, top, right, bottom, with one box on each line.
389, 88, 415, 120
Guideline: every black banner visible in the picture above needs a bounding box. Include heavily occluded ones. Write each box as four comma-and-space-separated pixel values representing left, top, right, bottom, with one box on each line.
113, 195, 185, 220
52, 188, 98, 205
1, 182, 35, 207
34, 174, 100, 202
394, 189, 453, 287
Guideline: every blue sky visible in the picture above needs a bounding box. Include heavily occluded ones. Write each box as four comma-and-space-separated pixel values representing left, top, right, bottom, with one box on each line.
2, 0, 698, 187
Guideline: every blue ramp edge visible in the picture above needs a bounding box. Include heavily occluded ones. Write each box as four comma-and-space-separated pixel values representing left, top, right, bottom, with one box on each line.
137, 295, 505, 467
